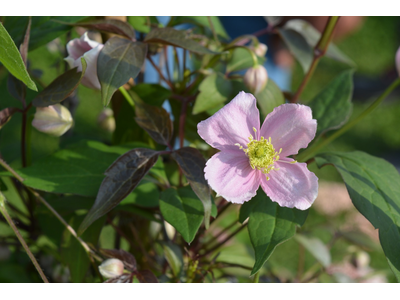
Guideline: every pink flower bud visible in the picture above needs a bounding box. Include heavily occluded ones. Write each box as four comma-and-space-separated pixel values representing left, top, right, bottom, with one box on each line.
32, 104, 73, 137
250, 43, 268, 57
396, 46, 400, 77
97, 108, 116, 133
243, 65, 268, 95
98, 258, 125, 279
65, 32, 104, 90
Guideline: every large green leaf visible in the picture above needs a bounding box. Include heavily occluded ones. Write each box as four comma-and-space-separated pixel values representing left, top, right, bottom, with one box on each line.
0, 23, 37, 91
226, 47, 265, 74
170, 16, 229, 39
98, 37, 147, 107
315, 151, 400, 281
192, 73, 232, 115
245, 190, 308, 275
159, 187, 204, 244
255, 78, 285, 119
171, 147, 212, 228
127, 16, 151, 34
308, 70, 354, 137
144, 27, 218, 55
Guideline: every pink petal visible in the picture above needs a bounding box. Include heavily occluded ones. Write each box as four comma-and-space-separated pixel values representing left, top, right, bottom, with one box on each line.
81, 45, 104, 90
204, 150, 260, 204
197, 91, 260, 151
260, 161, 318, 210
259, 103, 316, 157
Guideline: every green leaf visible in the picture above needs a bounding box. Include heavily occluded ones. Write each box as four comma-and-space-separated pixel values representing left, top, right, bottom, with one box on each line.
0, 23, 37, 91
226, 47, 265, 73
170, 16, 229, 39
79, 148, 159, 234
192, 73, 232, 115
32, 58, 87, 107
144, 27, 218, 55
131, 90, 173, 146
0, 107, 18, 130
171, 147, 212, 229
278, 27, 313, 74
159, 187, 204, 244
160, 241, 183, 277
284, 19, 355, 67
120, 181, 159, 208
295, 234, 331, 267
98, 37, 147, 107
127, 16, 150, 34
132, 83, 171, 106
315, 151, 400, 281
247, 189, 308, 275
308, 70, 354, 137
255, 78, 285, 119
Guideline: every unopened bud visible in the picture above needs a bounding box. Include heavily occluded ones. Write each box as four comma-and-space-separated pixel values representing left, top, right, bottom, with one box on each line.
355, 251, 370, 269
396, 46, 400, 77
32, 104, 73, 137
97, 108, 116, 133
99, 258, 125, 279
243, 65, 268, 95
250, 43, 268, 57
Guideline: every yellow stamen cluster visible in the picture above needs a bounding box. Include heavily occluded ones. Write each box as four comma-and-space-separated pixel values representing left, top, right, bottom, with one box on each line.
235, 127, 282, 180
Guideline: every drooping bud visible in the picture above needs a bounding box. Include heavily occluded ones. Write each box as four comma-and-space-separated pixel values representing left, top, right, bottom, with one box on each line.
65, 32, 104, 90
396, 46, 400, 77
98, 258, 125, 279
250, 43, 268, 57
97, 108, 116, 133
243, 65, 268, 95
32, 104, 73, 137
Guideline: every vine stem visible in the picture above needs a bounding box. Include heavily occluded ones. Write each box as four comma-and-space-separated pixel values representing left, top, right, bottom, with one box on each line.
290, 16, 340, 103
297, 77, 400, 162
0, 192, 49, 283
147, 55, 174, 90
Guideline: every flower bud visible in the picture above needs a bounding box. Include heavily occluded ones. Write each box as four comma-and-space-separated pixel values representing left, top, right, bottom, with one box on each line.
250, 43, 268, 57
396, 46, 400, 77
97, 108, 116, 133
32, 104, 73, 137
243, 65, 268, 95
65, 32, 104, 90
99, 258, 125, 279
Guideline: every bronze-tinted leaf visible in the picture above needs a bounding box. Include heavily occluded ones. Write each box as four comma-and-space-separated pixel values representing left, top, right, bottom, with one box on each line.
98, 37, 147, 107
78, 148, 159, 235
100, 249, 137, 272
7, 74, 25, 102
131, 90, 173, 146
32, 57, 87, 107
144, 27, 217, 55
104, 273, 133, 283
0, 107, 18, 130
172, 147, 212, 228
136, 270, 158, 283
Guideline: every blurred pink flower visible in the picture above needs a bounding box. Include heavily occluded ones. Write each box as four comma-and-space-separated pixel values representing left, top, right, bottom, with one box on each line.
197, 92, 318, 210
396, 46, 400, 77
65, 32, 104, 90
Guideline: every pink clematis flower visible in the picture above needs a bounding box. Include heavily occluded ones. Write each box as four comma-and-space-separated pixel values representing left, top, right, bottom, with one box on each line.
197, 91, 318, 210
65, 32, 104, 90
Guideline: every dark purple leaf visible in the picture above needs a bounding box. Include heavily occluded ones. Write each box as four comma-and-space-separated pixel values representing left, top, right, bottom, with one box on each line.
0, 107, 18, 129
136, 270, 158, 283
7, 74, 25, 102
78, 148, 159, 235
100, 249, 137, 272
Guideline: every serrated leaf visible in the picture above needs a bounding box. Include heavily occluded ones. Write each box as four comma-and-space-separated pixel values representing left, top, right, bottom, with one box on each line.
247, 189, 308, 275
32, 57, 87, 107
315, 151, 400, 281
131, 90, 173, 146
144, 27, 218, 55
226, 47, 265, 73
284, 19, 355, 67
100, 249, 137, 272
295, 234, 331, 267
170, 16, 229, 39
98, 37, 147, 107
0, 23, 37, 91
255, 78, 285, 119
160, 241, 183, 277
309, 70, 354, 137
192, 73, 232, 115
0, 107, 18, 130
79, 148, 159, 234
278, 27, 313, 74
171, 147, 212, 229
159, 187, 204, 244
135, 270, 158, 283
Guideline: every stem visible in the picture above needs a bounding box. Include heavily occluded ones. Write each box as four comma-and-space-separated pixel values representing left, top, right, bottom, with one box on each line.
0, 193, 49, 283
291, 16, 340, 103
207, 16, 220, 47
201, 219, 238, 250
297, 78, 400, 162
118, 86, 135, 108
163, 46, 172, 83
253, 271, 260, 283
21, 110, 27, 168
147, 55, 174, 90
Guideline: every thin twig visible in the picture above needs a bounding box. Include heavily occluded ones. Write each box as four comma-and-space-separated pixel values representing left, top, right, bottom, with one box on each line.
147, 55, 174, 90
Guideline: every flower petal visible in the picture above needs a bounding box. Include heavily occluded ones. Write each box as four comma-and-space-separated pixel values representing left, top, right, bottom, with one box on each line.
260, 103, 316, 157
81, 45, 104, 90
204, 150, 260, 204
260, 161, 318, 210
197, 91, 260, 151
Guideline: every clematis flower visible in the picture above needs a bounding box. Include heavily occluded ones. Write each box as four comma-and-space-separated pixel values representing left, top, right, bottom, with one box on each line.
243, 65, 268, 95
65, 32, 104, 90
32, 104, 73, 137
197, 91, 318, 210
